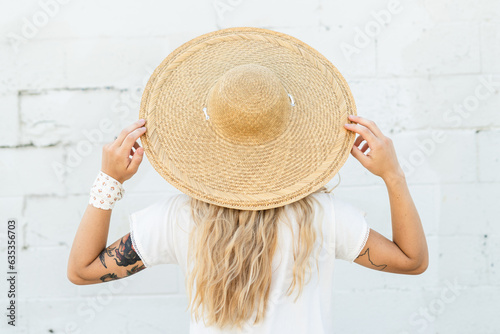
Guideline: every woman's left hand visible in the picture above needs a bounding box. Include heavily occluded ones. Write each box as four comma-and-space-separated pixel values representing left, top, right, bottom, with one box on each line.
101, 119, 147, 184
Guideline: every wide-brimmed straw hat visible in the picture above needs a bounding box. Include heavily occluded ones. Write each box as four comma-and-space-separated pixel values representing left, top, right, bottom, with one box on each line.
139, 27, 356, 210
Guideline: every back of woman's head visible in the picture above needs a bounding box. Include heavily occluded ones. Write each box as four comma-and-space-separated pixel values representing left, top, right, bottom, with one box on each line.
186, 185, 334, 330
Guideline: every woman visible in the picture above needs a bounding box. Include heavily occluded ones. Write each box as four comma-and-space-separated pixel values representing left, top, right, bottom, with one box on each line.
67, 116, 428, 331
67, 28, 428, 333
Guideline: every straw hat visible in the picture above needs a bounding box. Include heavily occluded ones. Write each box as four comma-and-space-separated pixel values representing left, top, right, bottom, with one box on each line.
139, 27, 356, 211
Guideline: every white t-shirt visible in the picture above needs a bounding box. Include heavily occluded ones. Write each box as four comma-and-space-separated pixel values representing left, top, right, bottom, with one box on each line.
129, 191, 370, 334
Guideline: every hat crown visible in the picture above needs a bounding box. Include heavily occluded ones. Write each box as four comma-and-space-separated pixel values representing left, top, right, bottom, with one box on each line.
207, 64, 291, 145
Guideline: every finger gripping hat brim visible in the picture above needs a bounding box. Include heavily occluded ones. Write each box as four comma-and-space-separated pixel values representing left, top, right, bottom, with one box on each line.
139, 27, 357, 210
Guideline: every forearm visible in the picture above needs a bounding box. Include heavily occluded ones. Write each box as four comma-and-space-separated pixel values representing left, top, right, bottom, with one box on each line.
67, 119, 145, 283
384, 172, 428, 269
68, 205, 111, 277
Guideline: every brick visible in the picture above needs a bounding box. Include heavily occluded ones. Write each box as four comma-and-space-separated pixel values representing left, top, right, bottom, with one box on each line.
332, 289, 427, 333
178, 267, 187, 295
0, 94, 20, 147
438, 235, 489, 287
16, 295, 189, 333
63, 150, 174, 195
433, 286, 500, 333
488, 236, 500, 286
215, 0, 320, 29
406, 283, 487, 333
378, 21, 481, 76
392, 130, 476, 183
477, 130, 500, 182
439, 183, 500, 236
265, 24, 377, 79
0, 146, 66, 196
0, 1, 36, 40
481, 23, 500, 73
112, 296, 190, 333
424, 0, 500, 22
0, 197, 24, 312
350, 75, 500, 130
318, 0, 405, 77
426, 74, 500, 129
348, 77, 432, 131
30, 1, 215, 39
64, 37, 170, 89
336, 74, 500, 132
319, 0, 404, 32
61, 146, 109, 195
0, 40, 66, 93
0, 197, 24, 248
19, 89, 126, 146
0, 297, 28, 332
335, 184, 439, 236
18, 246, 79, 298
0, 0, 75, 43
24, 195, 84, 248
61, 194, 166, 256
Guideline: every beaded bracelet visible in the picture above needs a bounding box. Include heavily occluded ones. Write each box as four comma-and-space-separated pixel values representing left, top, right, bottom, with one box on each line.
88, 170, 125, 210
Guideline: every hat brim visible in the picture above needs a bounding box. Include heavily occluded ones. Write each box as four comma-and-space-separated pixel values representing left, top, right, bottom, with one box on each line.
139, 27, 356, 210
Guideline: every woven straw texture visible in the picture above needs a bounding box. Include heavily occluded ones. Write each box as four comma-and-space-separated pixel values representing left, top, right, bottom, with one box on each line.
139, 27, 357, 210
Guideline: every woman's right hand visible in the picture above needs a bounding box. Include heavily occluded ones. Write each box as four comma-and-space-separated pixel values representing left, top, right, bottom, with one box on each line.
345, 115, 428, 276
344, 115, 405, 182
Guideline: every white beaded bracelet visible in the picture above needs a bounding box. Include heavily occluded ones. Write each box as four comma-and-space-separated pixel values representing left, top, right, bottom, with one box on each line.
88, 170, 125, 210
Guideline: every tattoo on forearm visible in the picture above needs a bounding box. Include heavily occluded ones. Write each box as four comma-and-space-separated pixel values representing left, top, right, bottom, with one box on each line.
98, 246, 117, 269
100, 273, 118, 282
96, 234, 146, 283
113, 234, 140, 267
99, 250, 107, 268
126, 264, 146, 276
356, 248, 387, 271
98, 235, 139, 269
98, 264, 146, 283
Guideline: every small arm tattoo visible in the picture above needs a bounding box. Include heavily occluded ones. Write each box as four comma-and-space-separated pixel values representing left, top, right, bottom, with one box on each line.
99, 265, 146, 283
98, 246, 117, 269
356, 248, 387, 271
100, 273, 118, 282
126, 264, 146, 276
98, 250, 107, 268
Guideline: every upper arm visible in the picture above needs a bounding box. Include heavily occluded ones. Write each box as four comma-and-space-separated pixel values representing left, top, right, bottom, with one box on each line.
69, 232, 146, 285
353, 228, 427, 275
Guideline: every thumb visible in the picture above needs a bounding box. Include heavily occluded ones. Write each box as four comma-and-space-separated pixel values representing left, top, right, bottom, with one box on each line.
350, 144, 369, 167
128, 147, 144, 173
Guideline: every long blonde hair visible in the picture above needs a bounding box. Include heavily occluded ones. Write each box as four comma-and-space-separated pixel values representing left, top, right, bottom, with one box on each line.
186, 182, 338, 330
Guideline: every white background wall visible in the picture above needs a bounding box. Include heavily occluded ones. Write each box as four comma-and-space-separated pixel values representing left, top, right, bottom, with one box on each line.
0, 0, 499, 333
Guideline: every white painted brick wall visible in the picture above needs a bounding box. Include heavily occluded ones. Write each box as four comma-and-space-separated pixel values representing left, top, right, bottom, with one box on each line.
0, 94, 19, 146
1, 0, 499, 333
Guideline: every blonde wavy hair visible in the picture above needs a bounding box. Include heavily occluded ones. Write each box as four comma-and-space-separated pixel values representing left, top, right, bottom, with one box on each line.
186, 179, 340, 330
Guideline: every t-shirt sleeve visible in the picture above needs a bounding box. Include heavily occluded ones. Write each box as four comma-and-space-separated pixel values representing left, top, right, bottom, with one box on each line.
129, 194, 182, 267
330, 195, 371, 263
